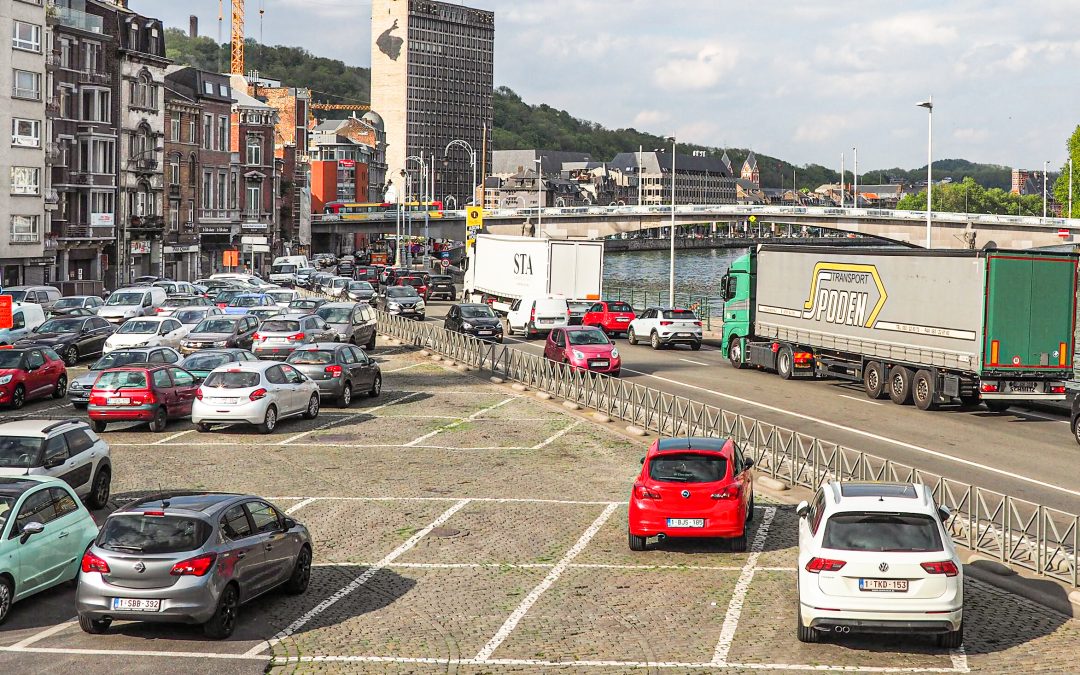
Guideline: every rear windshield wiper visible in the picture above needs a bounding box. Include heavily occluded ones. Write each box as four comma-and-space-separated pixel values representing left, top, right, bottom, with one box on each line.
107, 544, 144, 552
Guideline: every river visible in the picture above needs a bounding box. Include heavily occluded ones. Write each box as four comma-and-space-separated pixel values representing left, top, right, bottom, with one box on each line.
602, 247, 748, 315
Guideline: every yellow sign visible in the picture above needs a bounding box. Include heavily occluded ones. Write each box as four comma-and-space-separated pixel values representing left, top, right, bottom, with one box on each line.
466, 206, 484, 228
748, 215, 757, 223
800, 262, 888, 328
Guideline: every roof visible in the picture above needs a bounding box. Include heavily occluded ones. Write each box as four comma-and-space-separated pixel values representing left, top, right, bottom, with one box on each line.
126, 492, 239, 515
0, 419, 86, 437
609, 151, 732, 176
656, 437, 732, 452
743, 151, 757, 171
824, 481, 934, 511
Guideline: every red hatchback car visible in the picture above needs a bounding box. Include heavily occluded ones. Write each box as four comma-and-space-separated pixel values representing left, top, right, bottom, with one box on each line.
628, 437, 755, 551
582, 301, 637, 337
544, 326, 621, 376
398, 276, 429, 299
87, 365, 200, 433
0, 346, 67, 409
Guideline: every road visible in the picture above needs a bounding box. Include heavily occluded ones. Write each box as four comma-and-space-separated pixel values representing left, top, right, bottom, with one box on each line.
421, 300, 1080, 514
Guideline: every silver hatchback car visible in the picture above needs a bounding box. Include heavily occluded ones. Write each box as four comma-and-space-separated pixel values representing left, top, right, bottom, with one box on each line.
76, 492, 312, 638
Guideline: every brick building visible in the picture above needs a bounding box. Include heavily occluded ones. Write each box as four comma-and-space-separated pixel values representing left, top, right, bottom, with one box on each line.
229, 73, 277, 274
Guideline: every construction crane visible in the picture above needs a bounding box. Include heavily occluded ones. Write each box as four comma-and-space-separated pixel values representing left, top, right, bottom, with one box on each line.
310, 103, 372, 112
230, 0, 244, 75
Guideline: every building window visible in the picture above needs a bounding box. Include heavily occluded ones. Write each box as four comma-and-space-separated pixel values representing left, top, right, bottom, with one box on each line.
169, 155, 180, 185
132, 72, 156, 109
246, 135, 261, 165
202, 171, 212, 209
169, 201, 179, 230
187, 199, 194, 223
11, 167, 40, 195
216, 172, 226, 209
80, 89, 110, 123
229, 170, 238, 209
218, 84, 229, 97
217, 116, 228, 152
188, 155, 197, 185
12, 69, 41, 100
170, 115, 181, 141
246, 184, 261, 217
202, 114, 212, 150
12, 21, 42, 53
10, 215, 40, 243
188, 118, 196, 145
11, 118, 40, 147
83, 42, 100, 73
203, 80, 213, 95
91, 191, 113, 218
59, 38, 71, 69
131, 182, 155, 217
78, 138, 115, 174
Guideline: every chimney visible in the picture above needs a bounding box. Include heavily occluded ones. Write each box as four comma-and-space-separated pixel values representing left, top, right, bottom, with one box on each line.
189, 15, 199, 38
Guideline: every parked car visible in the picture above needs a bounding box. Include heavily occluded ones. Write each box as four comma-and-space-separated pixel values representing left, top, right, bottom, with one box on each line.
287, 297, 327, 314
212, 288, 248, 309
287, 343, 381, 407
15, 315, 116, 366
343, 280, 376, 304
132, 275, 168, 285
444, 303, 503, 342
627, 307, 702, 350
195, 279, 246, 294
192, 361, 321, 433
0, 476, 100, 624
426, 275, 456, 301
180, 349, 258, 380
581, 301, 637, 337
377, 286, 425, 320
98, 287, 168, 324
628, 437, 754, 551
294, 267, 317, 288
223, 293, 277, 316
252, 314, 337, 360
795, 482, 963, 647
180, 315, 259, 354
0, 302, 46, 346
544, 326, 621, 376
153, 281, 199, 296
506, 296, 569, 338
49, 295, 104, 317
174, 306, 224, 333
68, 347, 182, 408
156, 295, 212, 316
104, 317, 187, 353
76, 491, 312, 638
315, 302, 377, 349
0, 419, 111, 509
266, 288, 302, 310
2, 285, 62, 310
87, 365, 200, 433
566, 300, 593, 326
0, 347, 67, 409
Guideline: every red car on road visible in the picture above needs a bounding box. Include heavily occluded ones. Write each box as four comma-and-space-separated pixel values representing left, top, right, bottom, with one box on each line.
0, 346, 67, 409
543, 326, 621, 376
582, 301, 637, 337
87, 365, 200, 433
628, 437, 755, 552
398, 276, 429, 299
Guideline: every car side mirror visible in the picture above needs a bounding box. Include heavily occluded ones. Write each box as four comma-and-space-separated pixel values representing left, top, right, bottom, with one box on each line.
743, 457, 754, 470
796, 500, 809, 518
639, 456, 646, 465
20, 520, 44, 543
282, 517, 297, 531
937, 505, 952, 522
44, 456, 64, 469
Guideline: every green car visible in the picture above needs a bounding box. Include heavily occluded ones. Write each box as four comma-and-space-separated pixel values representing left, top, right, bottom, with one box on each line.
0, 476, 98, 623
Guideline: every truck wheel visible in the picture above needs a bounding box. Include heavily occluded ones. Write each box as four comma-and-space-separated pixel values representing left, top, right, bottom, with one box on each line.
728, 339, 746, 370
888, 366, 914, 405
984, 401, 1010, 414
777, 346, 794, 380
863, 361, 886, 399
913, 370, 937, 411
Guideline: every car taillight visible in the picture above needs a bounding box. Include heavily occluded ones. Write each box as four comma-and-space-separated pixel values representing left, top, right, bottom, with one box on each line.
253, 332, 261, 341
81, 550, 110, 574
170, 553, 217, 577
660, 321, 673, 326
633, 483, 661, 499
980, 383, 998, 393
530, 307, 536, 322
249, 387, 268, 401
287, 332, 305, 341
154, 307, 164, 313
921, 560, 959, 577
325, 365, 343, 378
794, 351, 814, 365
195, 388, 203, 400
805, 557, 847, 573
1050, 385, 1066, 394
711, 485, 740, 500
143, 510, 166, 516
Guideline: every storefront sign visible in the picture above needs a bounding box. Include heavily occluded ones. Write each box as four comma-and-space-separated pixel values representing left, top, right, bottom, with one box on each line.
200, 226, 233, 234
91, 213, 114, 227
130, 241, 151, 255
242, 222, 268, 230
164, 244, 200, 254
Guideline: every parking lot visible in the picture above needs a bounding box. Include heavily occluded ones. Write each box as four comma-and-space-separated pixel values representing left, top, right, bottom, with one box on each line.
0, 338, 1076, 674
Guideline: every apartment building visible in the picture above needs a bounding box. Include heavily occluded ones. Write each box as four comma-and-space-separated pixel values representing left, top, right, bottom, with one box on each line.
229, 73, 277, 274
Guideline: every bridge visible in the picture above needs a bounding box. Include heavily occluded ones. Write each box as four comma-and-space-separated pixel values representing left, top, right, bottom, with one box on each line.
313, 204, 1080, 249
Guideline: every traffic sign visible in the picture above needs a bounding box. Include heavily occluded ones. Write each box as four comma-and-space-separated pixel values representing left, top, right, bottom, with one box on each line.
1058, 228, 1070, 238
466, 206, 484, 228
0, 296, 11, 330
440, 258, 450, 269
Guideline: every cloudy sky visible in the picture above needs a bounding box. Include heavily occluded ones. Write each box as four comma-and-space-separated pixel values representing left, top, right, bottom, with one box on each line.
147, 0, 1079, 171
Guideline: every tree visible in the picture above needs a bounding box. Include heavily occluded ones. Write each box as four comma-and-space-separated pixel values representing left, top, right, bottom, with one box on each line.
1053, 124, 1080, 218
898, 177, 1043, 215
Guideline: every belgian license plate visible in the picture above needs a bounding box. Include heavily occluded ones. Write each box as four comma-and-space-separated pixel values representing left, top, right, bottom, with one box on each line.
666, 518, 704, 528
591, 360, 609, 368
208, 397, 238, 404
678, 332, 693, 338
1008, 381, 1037, 393
108, 397, 130, 406
859, 578, 908, 592
111, 597, 161, 611
478, 330, 492, 335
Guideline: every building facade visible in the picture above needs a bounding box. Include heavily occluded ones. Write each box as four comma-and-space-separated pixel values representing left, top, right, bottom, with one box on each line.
370, 0, 494, 209
229, 73, 277, 275
609, 151, 736, 206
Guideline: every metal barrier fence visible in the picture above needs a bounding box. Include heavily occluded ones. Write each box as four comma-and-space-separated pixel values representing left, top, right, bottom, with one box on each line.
375, 309, 1078, 588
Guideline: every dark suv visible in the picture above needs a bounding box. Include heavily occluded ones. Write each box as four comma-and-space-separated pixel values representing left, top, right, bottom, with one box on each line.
427, 275, 456, 301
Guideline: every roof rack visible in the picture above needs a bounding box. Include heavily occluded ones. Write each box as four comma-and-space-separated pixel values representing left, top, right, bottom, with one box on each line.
41, 418, 84, 434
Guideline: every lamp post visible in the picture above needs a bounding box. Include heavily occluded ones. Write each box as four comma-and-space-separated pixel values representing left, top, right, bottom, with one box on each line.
1070, 158, 1074, 218
1043, 160, 1049, 219
917, 97, 933, 247
840, 153, 845, 207
661, 136, 676, 304
853, 146, 858, 208
443, 139, 477, 208
535, 158, 543, 237
406, 155, 427, 268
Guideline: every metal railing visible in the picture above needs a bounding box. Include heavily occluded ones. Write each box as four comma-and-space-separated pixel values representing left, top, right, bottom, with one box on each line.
603, 285, 715, 329
372, 309, 1078, 588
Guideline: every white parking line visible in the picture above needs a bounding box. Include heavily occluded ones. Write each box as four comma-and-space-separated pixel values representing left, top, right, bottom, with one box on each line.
383, 363, 428, 373
284, 497, 317, 514
405, 396, 516, 446
531, 420, 582, 449
950, 645, 969, 671
838, 394, 883, 406
244, 497, 472, 657
152, 429, 194, 445
679, 358, 710, 366
268, 496, 622, 505
312, 561, 797, 572
8, 618, 77, 649
1011, 409, 1069, 424
277, 391, 424, 445
0, 646, 268, 661
474, 502, 619, 662
712, 506, 777, 665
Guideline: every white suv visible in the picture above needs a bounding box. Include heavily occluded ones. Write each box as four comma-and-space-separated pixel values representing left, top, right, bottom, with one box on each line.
627, 307, 702, 350
796, 481, 963, 648
0, 419, 112, 509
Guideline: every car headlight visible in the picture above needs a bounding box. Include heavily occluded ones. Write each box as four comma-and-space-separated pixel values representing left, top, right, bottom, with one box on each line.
462, 321, 474, 329
611, 347, 620, 358
388, 302, 400, 309
0, 375, 11, 385
416, 299, 425, 308
572, 349, 586, 360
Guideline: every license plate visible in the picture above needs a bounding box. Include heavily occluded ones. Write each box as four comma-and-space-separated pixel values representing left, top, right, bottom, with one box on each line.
1008, 381, 1037, 393
478, 331, 492, 335
666, 518, 704, 528
678, 333, 693, 338
108, 397, 130, 405
591, 360, 609, 368
859, 578, 908, 592
111, 597, 161, 611
207, 397, 238, 404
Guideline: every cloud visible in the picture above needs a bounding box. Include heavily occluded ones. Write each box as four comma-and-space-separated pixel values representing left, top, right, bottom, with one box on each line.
632, 110, 670, 128
653, 44, 738, 91
865, 13, 958, 46
953, 128, 989, 142
793, 115, 847, 143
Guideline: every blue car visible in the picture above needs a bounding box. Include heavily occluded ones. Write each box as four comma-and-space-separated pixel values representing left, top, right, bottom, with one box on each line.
222, 293, 276, 315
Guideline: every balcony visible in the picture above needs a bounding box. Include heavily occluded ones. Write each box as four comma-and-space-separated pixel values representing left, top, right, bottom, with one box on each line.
49, 5, 104, 34
128, 215, 164, 231
44, 189, 59, 208
45, 54, 60, 70
45, 98, 60, 118
78, 70, 110, 86
44, 142, 60, 164
199, 209, 240, 223
132, 157, 158, 172
57, 224, 114, 240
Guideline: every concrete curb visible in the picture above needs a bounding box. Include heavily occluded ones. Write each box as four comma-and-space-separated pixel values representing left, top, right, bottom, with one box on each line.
591, 412, 611, 423
489, 376, 504, 384
562, 401, 581, 411
511, 383, 528, 392
535, 392, 552, 400
756, 476, 789, 492
625, 425, 647, 436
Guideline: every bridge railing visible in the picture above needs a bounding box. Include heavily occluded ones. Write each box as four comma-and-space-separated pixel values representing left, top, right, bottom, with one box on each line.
375, 309, 1078, 588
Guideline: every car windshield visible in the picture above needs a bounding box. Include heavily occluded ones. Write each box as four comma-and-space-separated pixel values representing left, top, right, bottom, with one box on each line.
106, 292, 145, 306
567, 330, 610, 345
117, 320, 159, 334
176, 309, 210, 324
609, 302, 633, 313
181, 353, 232, 371
260, 320, 300, 332
193, 319, 238, 334
163, 298, 197, 307
267, 291, 294, 302
0, 496, 14, 532
0, 352, 23, 369
387, 287, 418, 298
822, 512, 943, 552
460, 305, 495, 319
214, 290, 243, 303
36, 318, 82, 334
347, 281, 372, 291
230, 296, 264, 307
290, 300, 319, 309
0, 436, 41, 468
52, 298, 86, 309
316, 307, 352, 323
93, 350, 149, 370
648, 453, 728, 483
97, 514, 213, 554
94, 370, 148, 390
2, 290, 27, 302
272, 264, 297, 274
662, 309, 697, 320
203, 371, 260, 388
287, 350, 334, 365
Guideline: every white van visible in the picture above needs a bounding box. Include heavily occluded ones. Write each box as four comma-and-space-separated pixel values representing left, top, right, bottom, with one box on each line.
506, 296, 570, 338
273, 255, 309, 270
98, 286, 168, 324
209, 273, 271, 288
0, 302, 46, 345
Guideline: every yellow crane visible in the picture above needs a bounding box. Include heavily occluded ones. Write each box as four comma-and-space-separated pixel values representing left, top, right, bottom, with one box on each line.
228, 0, 264, 75
310, 102, 372, 112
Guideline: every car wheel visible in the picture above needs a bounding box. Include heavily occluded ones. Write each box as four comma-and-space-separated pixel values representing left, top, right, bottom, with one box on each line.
863, 361, 886, 399
53, 374, 68, 399
369, 375, 382, 397
302, 394, 320, 420
78, 614, 111, 634
913, 369, 937, 411
746, 491, 755, 523
728, 338, 746, 370
1073, 418, 1080, 446
777, 346, 794, 380
148, 406, 168, 432
0, 577, 11, 625
11, 384, 25, 410
64, 346, 79, 366
195, 422, 212, 433
937, 621, 963, 649
796, 605, 820, 643
730, 532, 748, 552
888, 365, 914, 405
283, 546, 312, 595
90, 419, 106, 433
258, 405, 278, 434
691, 341, 701, 351
651, 331, 663, 350
203, 583, 239, 639
506, 322, 515, 337
628, 529, 647, 551
338, 382, 353, 408
627, 327, 638, 345
366, 332, 377, 350
88, 467, 111, 510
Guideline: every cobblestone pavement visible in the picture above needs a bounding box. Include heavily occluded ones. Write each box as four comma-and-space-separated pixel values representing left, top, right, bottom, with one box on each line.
0, 339, 1076, 674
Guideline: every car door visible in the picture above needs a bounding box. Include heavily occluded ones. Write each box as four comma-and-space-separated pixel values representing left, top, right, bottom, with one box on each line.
445, 306, 458, 331
351, 346, 377, 389
544, 330, 559, 360
8, 309, 29, 343
245, 500, 296, 589
88, 317, 113, 355
10, 487, 67, 596
241, 317, 258, 348
61, 427, 99, 497
218, 502, 266, 602
278, 364, 306, 413
582, 303, 602, 328
25, 349, 50, 398
163, 319, 185, 348
167, 367, 198, 416
339, 346, 363, 389
264, 365, 292, 413
151, 368, 176, 416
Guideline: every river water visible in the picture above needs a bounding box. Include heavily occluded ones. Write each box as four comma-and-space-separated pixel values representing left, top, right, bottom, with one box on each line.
602, 247, 748, 314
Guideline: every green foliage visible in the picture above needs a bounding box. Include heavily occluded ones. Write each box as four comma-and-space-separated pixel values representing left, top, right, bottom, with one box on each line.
897, 177, 1043, 215
1053, 125, 1080, 218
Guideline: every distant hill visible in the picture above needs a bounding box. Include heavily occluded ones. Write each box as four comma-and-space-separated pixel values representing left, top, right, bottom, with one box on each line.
164, 29, 1014, 191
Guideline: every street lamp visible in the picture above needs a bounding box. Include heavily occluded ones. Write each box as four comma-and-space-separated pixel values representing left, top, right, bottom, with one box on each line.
852, 146, 858, 208
535, 158, 543, 237
443, 139, 477, 208
917, 97, 933, 248
406, 155, 428, 267
655, 136, 677, 304
1043, 160, 1049, 219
